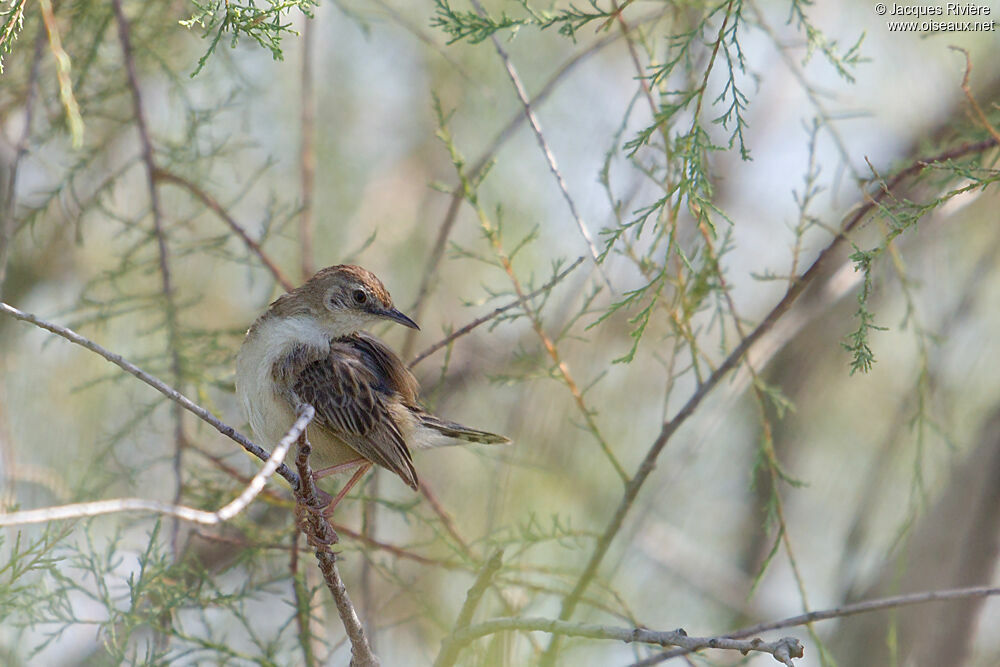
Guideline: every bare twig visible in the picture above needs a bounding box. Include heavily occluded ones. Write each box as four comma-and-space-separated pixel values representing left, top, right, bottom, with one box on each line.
154, 169, 295, 292
434, 548, 505, 667
468, 0, 609, 287
634, 585, 1000, 665
299, 12, 316, 280
441, 123, 627, 481
0, 28, 44, 300
0, 407, 312, 526
293, 421, 380, 667
39, 0, 84, 146
409, 257, 585, 367
113, 0, 186, 553
0, 301, 300, 487
545, 137, 1000, 646
290, 531, 318, 667
951, 47, 1000, 146
439, 616, 803, 666
401, 18, 646, 357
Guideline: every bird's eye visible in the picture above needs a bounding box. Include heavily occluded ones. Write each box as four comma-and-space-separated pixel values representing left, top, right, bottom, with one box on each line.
352, 289, 367, 305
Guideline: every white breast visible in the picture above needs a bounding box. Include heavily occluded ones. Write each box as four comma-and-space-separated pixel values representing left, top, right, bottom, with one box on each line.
235, 315, 330, 450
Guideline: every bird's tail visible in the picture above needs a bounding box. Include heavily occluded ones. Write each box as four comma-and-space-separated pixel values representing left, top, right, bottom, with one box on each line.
416, 412, 510, 446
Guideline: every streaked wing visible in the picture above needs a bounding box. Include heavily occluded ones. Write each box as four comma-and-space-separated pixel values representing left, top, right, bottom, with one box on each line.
293, 341, 417, 489
349, 332, 419, 403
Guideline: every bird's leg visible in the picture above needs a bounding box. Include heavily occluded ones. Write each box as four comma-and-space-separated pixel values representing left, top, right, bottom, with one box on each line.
323, 462, 372, 516
295, 458, 367, 542
312, 457, 367, 481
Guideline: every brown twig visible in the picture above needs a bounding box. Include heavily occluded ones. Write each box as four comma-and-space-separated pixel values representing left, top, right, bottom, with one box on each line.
153, 169, 295, 292
0, 406, 313, 526
635, 585, 1000, 665
299, 13, 316, 280
439, 616, 803, 666
951, 47, 1000, 146
0, 301, 300, 488
434, 548, 505, 667
39, 0, 84, 146
409, 257, 585, 368
0, 27, 44, 300
293, 421, 380, 667
468, 0, 609, 288
113, 0, 186, 554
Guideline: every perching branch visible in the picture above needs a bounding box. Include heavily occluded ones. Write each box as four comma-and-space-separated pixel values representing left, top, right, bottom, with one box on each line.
0, 301, 300, 488
293, 417, 380, 667
0, 406, 312, 526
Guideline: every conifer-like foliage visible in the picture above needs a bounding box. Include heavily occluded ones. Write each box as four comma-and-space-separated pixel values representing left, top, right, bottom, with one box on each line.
2, 1, 999, 665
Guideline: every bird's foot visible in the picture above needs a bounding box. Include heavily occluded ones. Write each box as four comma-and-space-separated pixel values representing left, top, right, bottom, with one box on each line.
295, 490, 340, 549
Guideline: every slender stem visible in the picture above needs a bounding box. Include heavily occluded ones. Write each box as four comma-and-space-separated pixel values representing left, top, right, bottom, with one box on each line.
113, 0, 186, 554
294, 425, 380, 667
434, 549, 504, 667
299, 13, 316, 280
0, 28, 44, 301
636, 585, 1000, 665
408, 257, 584, 368
154, 169, 295, 292
0, 407, 313, 527
0, 301, 300, 488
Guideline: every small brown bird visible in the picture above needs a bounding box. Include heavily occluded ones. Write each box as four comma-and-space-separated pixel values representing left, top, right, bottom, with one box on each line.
236, 265, 508, 510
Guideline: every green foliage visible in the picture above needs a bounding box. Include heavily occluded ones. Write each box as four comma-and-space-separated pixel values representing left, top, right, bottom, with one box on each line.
2, 0, 999, 664
181, 0, 317, 75
431, 0, 618, 44
0, 0, 27, 73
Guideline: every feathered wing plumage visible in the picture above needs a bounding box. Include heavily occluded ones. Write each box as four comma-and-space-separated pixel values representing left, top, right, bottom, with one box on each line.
290, 332, 507, 490
292, 335, 419, 489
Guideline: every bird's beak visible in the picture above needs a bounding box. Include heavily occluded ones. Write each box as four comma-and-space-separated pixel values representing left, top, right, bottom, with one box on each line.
384, 307, 419, 330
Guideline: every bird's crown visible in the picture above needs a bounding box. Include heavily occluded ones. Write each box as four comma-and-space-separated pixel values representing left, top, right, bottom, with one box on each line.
255, 265, 418, 334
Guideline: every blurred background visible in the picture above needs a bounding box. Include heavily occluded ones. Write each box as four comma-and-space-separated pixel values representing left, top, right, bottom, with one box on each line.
1, 0, 999, 665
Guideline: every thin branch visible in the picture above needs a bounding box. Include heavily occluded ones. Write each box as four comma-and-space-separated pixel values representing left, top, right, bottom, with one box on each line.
0, 27, 44, 300
440, 121, 628, 481
299, 12, 316, 280
294, 422, 380, 667
434, 548, 505, 667
440, 616, 803, 666
951, 47, 1000, 146
0, 301, 300, 487
153, 168, 296, 292
409, 257, 585, 367
113, 0, 186, 553
401, 16, 647, 356
0, 406, 313, 526
0, 0, 27, 64
290, 531, 318, 667
38, 0, 84, 146
635, 585, 1000, 665
468, 0, 609, 287
546, 137, 1000, 640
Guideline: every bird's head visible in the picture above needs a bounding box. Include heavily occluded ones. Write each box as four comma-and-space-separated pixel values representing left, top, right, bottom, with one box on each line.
266, 265, 419, 337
